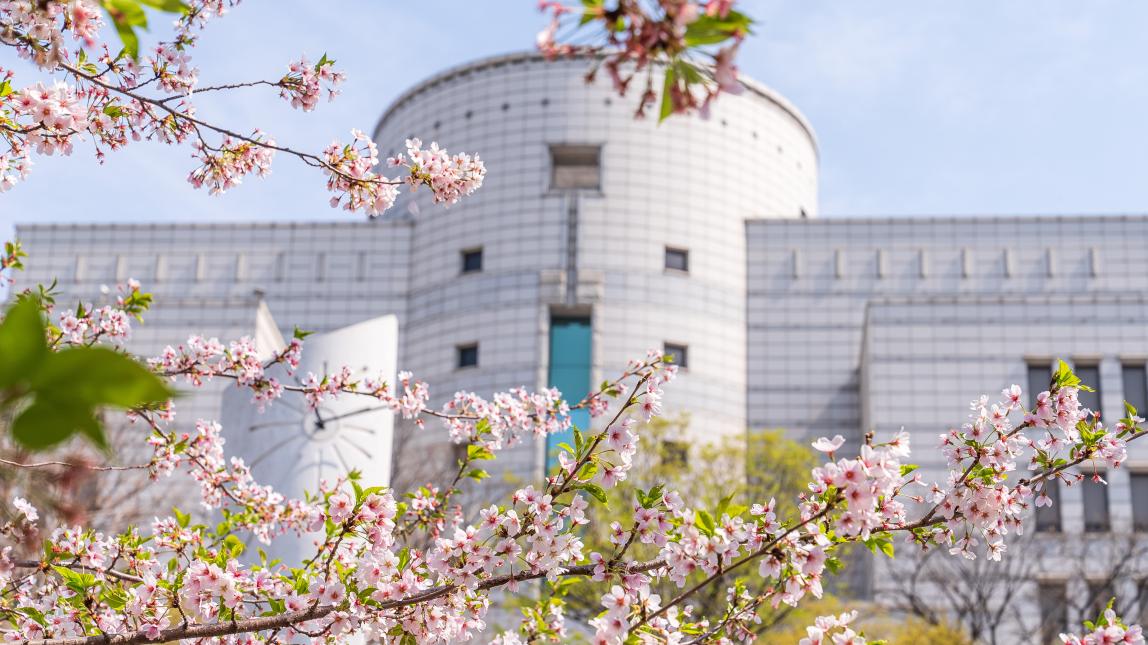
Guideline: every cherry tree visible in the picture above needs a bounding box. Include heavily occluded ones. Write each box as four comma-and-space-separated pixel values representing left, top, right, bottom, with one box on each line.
1, 1, 1145, 643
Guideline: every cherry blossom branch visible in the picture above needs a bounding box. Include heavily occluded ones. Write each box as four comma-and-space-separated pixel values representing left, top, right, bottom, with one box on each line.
24, 558, 670, 645
51, 59, 384, 184
12, 560, 143, 585
0, 458, 147, 472
153, 78, 278, 103
633, 500, 838, 632
548, 373, 649, 498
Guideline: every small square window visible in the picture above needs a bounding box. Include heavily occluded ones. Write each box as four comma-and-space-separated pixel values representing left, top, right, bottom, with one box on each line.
664, 343, 688, 369
461, 248, 483, 274
665, 247, 689, 272
550, 145, 600, 190
457, 343, 478, 369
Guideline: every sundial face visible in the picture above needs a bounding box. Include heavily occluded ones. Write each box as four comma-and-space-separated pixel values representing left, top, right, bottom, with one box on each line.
302, 405, 341, 442
218, 314, 397, 564
242, 386, 385, 480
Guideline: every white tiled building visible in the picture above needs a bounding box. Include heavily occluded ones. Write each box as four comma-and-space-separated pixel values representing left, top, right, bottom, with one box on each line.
14, 53, 1148, 641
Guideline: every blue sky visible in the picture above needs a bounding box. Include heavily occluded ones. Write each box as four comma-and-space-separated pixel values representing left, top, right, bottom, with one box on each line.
3, 1, 1148, 231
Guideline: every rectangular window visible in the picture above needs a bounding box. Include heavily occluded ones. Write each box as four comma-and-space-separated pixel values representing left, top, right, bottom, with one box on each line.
1083, 475, 1111, 533
1087, 580, 1114, 623
1133, 473, 1148, 532
664, 343, 688, 369
461, 247, 483, 274
1123, 363, 1148, 416
1035, 479, 1061, 533
665, 247, 689, 272
1039, 581, 1067, 645
550, 145, 601, 190
1139, 579, 1148, 627
456, 343, 478, 369
1028, 362, 1053, 406
546, 316, 592, 471
1076, 363, 1102, 415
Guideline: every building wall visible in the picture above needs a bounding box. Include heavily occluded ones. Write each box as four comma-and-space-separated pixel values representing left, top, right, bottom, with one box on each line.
747, 215, 1148, 635
376, 53, 818, 475
746, 215, 1148, 443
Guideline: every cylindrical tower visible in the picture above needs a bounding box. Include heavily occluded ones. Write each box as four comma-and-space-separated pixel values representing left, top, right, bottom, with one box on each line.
374, 53, 818, 479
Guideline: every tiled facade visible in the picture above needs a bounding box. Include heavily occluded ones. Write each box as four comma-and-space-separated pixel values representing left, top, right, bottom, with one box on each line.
751, 217, 1148, 639
13, 53, 1148, 640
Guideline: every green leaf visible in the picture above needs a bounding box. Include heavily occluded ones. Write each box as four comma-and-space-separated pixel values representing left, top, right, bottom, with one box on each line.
0, 299, 48, 388
659, 65, 676, 123
1053, 359, 1094, 392
724, 503, 748, 518
467, 444, 494, 461
463, 440, 491, 461
682, 11, 752, 46
75, 413, 110, 452
136, 0, 189, 12
716, 493, 734, 518
637, 483, 665, 509
35, 347, 172, 409
577, 482, 607, 505
103, 0, 149, 27
224, 534, 245, 558
900, 464, 919, 476
464, 468, 489, 481
862, 536, 895, 558
19, 606, 47, 627
579, 0, 603, 25
695, 509, 715, 537
112, 20, 140, 60
474, 417, 491, 436
102, 585, 129, 610
684, 16, 736, 46
52, 565, 96, 595
11, 402, 99, 450
577, 460, 598, 481
173, 507, 190, 528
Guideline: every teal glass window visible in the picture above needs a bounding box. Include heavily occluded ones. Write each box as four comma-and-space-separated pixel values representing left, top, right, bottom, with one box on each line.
546, 316, 591, 472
